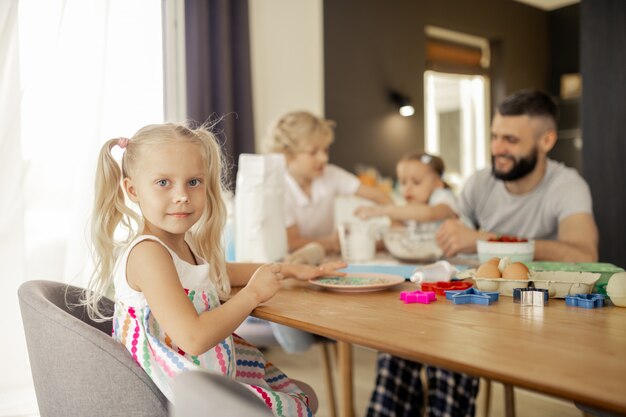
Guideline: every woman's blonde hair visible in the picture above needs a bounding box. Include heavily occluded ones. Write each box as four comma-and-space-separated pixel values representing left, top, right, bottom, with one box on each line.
265, 110, 336, 154
83, 122, 229, 321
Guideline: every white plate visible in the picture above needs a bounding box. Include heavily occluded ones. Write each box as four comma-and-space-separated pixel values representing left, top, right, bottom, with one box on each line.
309, 272, 405, 293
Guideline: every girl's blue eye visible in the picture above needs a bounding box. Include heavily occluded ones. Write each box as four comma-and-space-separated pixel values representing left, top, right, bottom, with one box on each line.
157, 179, 169, 187
189, 179, 201, 187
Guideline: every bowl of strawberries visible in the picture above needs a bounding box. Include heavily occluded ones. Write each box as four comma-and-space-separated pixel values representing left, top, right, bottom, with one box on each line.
477, 235, 534, 264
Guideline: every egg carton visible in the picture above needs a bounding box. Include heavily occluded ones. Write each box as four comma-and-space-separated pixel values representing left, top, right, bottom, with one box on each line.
471, 270, 600, 298
473, 277, 529, 296
529, 271, 600, 299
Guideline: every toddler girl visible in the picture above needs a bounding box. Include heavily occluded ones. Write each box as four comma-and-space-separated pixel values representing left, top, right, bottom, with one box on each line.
356, 152, 479, 417
82, 122, 345, 416
356, 151, 459, 223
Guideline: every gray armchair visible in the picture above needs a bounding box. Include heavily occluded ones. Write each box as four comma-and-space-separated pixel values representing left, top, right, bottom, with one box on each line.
18, 280, 277, 417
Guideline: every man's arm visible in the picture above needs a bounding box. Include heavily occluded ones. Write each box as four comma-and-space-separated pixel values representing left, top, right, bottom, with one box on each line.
533, 213, 598, 262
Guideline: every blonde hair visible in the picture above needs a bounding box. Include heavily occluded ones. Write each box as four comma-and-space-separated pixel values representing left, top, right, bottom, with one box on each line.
83, 122, 230, 320
265, 110, 336, 154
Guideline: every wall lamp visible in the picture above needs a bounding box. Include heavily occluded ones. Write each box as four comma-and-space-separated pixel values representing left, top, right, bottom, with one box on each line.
390, 90, 415, 117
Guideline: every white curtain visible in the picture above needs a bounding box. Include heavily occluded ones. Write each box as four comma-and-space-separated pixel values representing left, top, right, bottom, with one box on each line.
0, 0, 164, 411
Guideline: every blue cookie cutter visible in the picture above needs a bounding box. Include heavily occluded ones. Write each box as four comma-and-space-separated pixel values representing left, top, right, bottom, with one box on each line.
513, 287, 550, 306
445, 287, 499, 305
565, 293, 606, 309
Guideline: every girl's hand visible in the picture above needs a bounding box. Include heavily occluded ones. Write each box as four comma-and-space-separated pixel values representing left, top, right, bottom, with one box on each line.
282, 261, 348, 281
243, 264, 284, 304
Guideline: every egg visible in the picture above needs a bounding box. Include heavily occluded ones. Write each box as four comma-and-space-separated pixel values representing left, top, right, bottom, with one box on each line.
476, 262, 502, 278
607, 272, 626, 307
502, 262, 529, 280
486, 257, 500, 266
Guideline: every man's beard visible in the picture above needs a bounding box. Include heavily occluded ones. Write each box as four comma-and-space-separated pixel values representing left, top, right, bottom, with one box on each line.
491, 146, 538, 181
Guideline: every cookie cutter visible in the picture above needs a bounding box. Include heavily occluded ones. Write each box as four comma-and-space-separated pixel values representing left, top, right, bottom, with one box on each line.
445, 287, 499, 305
399, 290, 437, 304
513, 287, 550, 306
421, 281, 473, 296
565, 293, 606, 309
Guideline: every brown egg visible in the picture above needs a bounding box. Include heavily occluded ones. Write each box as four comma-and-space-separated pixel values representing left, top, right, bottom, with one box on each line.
476, 262, 502, 278
502, 262, 529, 280
486, 257, 501, 266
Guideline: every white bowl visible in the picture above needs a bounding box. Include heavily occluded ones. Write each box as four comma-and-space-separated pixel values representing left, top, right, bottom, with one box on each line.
477, 239, 535, 264
382, 225, 443, 263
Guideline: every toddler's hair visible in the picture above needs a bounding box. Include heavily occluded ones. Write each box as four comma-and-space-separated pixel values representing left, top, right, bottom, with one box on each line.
83, 122, 230, 321
400, 151, 450, 188
400, 151, 445, 176
265, 110, 336, 154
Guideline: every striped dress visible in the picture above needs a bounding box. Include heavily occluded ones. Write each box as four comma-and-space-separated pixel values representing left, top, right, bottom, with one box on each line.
112, 235, 312, 416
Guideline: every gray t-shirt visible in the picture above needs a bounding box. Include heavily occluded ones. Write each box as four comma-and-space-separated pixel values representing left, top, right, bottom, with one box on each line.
459, 159, 593, 240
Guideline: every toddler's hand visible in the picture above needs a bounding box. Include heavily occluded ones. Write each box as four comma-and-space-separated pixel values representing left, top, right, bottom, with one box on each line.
244, 264, 284, 304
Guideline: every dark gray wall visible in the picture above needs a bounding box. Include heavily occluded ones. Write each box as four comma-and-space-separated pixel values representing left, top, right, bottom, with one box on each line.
548, 4, 580, 96
581, 0, 626, 266
324, 0, 549, 178
548, 4, 582, 171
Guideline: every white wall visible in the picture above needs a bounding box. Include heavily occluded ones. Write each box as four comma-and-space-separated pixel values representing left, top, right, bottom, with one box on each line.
249, 0, 324, 152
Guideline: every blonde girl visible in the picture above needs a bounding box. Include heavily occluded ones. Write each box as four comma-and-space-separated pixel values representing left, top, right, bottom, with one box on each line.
355, 151, 459, 223
83, 122, 344, 415
267, 111, 392, 254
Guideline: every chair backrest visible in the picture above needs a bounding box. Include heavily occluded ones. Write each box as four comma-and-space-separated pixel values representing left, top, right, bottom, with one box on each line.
18, 280, 169, 417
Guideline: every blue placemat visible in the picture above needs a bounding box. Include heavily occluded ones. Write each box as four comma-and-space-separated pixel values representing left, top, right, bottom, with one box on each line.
339, 264, 471, 280
340, 264, 419, 279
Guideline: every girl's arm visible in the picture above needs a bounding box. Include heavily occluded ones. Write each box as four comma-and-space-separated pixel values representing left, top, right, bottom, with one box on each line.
127, 241, 263, 356
227, 260, 347, 287
356, 203, 457, 223
128, 241, 345, 356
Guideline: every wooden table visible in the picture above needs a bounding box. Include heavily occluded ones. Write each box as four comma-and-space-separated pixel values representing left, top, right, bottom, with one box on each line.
248, 281, 626, 417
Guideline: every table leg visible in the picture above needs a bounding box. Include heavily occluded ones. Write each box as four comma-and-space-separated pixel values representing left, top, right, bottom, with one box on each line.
337, 341, 354, 417
504, 384, 516, 417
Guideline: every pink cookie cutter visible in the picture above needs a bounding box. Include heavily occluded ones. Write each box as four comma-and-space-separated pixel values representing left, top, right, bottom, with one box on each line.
399, 290, 437, 304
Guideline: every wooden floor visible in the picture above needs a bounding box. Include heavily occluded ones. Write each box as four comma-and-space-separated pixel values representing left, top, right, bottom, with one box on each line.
264, 344, 584, 417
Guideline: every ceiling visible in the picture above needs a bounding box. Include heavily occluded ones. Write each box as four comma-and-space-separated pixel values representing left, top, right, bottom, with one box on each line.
513, 0, 579, 10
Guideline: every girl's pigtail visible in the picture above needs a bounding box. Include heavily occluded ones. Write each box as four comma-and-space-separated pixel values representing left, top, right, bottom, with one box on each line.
189, 126, 230, 300
83, 139, 140, 321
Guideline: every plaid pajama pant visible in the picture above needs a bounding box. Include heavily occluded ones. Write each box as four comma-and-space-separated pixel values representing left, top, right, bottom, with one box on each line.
367, 353, 480, 417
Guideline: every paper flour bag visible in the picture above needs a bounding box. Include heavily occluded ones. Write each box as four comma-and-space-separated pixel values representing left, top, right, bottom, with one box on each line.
234, 153, 287, 262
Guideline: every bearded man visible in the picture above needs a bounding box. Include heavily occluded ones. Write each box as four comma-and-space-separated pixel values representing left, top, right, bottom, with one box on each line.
366, 90, 599, 417
436, 89, 598, 262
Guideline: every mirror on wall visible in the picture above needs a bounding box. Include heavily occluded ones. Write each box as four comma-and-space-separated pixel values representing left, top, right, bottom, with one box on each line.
424, 71, 490, 191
